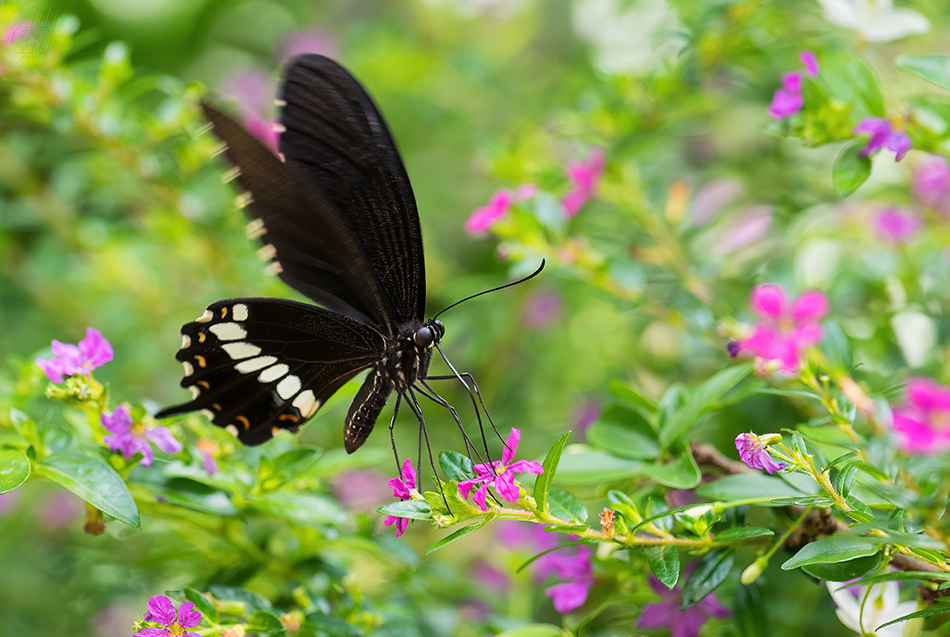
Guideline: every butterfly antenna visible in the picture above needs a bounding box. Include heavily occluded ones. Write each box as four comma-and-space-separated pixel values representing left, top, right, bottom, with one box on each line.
432, 260, 545, 321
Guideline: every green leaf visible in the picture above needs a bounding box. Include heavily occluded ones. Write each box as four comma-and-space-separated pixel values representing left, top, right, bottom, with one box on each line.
696, 473, 810, 503
640, 443, 701, 489
249, 492, 346, 525
836, 571, 950, 590
37, 450, 140, 528
495, 625, 565, 637
257, 446, 322, 493
160, 479, 237, 516
877, 605, 950, 631
0, 448, 30, 494
842, 495, 875, 523
303, 611, 362, 636
897, 54, 950, 91
735, 583, 768, 637
534, 431, 570, 514
377, 499, 432, 520
645, 545, 680, 590
426, 521, 487, 555
836, 465, 858, 501
659, 363, 753, 448
9, 408, 30, 433
770, 495, 835, 507
245, 610, 285, 635
184, 586, 219, 623
680, 548, 735, 609
714, 527, 774, 542
801, 552, 882, 582
821, 318, 853, 371
548, 488, 588, 524
781, 538, 880, 571
208, 585, 273, 613
439, 450, 475, 482
587, 405, 660, 460
832, 141, 871, 198
553, 449, 642, 484
608, 380, 657, 414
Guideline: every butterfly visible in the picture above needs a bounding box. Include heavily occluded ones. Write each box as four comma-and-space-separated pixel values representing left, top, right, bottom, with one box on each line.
156, 54, 537, 455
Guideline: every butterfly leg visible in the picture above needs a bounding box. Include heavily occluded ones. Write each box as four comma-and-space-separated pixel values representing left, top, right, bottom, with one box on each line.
389, 393, 403, 475
414, 380, 486, 465
404, 386, 450, 513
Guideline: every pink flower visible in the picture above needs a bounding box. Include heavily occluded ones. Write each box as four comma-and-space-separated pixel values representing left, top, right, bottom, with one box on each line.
333, 469, 390, 512
458, 428, 544, 511
691, 179, 743, 225
2, 20, 32, 47
537, 545, 595, 613
243, 112, 280, 155
219, 68, 273, 122
914, 155, 950, 212
562, 150, 604, 217
36, 327, 113, 383
767, 72, 806, 120
522, 289, 563, 329
735, 433, 786, 474
384, 458, 416, 537
875, 208, 921, 243
40, 491, 82, 529
135, 595, 201, 637
891, 377, 950, 454
711, 205, 772, 254
464, 184, 536, 234
473, 561, 511, 592
800, 50, 820, 77
854, 117, 912, 161
277, 29, 338, 63
638, 570, 732, 637
102, 404, 183, 467
732, 284, 828, 373
574, 400, 601, 434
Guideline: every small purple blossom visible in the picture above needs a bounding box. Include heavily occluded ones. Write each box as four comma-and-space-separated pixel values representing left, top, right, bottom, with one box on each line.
458, 428, 544, 511
384, 458, 416, 537
536, 545, 595, 613
735, 432, 786, 474
102, 405, 183, 467
473, 561, 511, 592
733, 284, 828, 373
638, 570, 732, 637
464, 184, 536, 234
854, 117, 912, 161
914, 154, 950, 212
800, 50, 820, 77
875, 208, 921, 243
135, 595, 201, 637
36, 327, 113, 383
562, 150, 604, 217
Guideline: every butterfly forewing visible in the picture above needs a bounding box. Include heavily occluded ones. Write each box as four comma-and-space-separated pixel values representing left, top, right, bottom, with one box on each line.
278, 55, 426, 333
155, 298, 386, 445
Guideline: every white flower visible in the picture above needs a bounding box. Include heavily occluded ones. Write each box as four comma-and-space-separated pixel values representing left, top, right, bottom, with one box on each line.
816, 0, 930, 42
573, 0, 687, 74
826, 581, 919, 636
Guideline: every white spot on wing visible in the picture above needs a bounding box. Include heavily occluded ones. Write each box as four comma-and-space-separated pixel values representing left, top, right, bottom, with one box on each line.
234, 192, 253, 208
266, 261, 284, 275
209, 323, 247, 341
226, 424, 240, 437
222, 341, 261, 360
181, 334, 191, 349
275, 99, 286, 107
222, 166, 241, 183
211, 141, 228, 157
232, 304, 249, 321
276, 375, 301, 400
258, 363, 289, 383
189, 385, 201, 399
273, 123, 286, 133
195, 309, 213, 323
245, 218, 265, 239
182, 361, 194, 377
201, 409, 215, 420
236, 355, 277, 373
257, 244, 277, 261
293, 390, 320, 419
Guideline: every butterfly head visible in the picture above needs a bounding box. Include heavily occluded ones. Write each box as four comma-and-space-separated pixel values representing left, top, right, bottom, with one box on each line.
413, 319, 444, 349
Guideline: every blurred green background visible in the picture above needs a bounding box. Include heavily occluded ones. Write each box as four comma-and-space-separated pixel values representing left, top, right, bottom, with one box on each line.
4, 0, 950, 634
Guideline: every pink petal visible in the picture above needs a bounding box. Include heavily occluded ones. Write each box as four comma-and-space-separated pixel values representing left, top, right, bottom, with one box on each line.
400, 457, 416, 489
799, 50, 819, 77
698, 592, 732, 618
766, 89, 803, 119
471, 483, 490, 511
545, 580, 591, 613
791, 290, 829, 322
2, 21, 33, 48
494, 470, 520, 502
507, 460, 544, 475
749, 284, 787, 319
464, 190, 514, 234
791, 322, 823, 348
637, 600, 680, 629
145, 426, 183, 454
514, 183, 538, 201
502, 428, 521, 464
887, 131, 912, 162
876, 208, 921, 243
134, 629, 170, 637
906, 377, 950, 411
135, 437, 155, 467
36, 356, 66, 383
780, 71, 802, 94
739, 325, 779, 357
177, 602, 201, 628
78, 327, 114, 367
146, 596, 176, 626
892, 410, 948, 453
853, 117, 890, 137
389, 476, 411, 500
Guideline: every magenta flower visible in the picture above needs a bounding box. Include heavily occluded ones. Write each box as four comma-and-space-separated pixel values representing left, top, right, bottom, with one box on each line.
767, 72, 805, 120
891, 377, 950, 454
458, 428, 544, 511
135, 595, 201, 637
473, 561, 511, 593
464, 184, 536, 234
277, 29, 339, 63
36, 327, 113, 383
243, 112, 280, 155
732, 284, 828, 373
384, 457, 416, 537
914, 154, 950, 212
562, 150, 604, 217
537, 545, 595, 613
2, 20, 32, 47
219, 68, 273, 122
800, 50, 820, 77
735, 433, 786, 474
854, 117, 912, 161
638, 571, 732, 637
102, 404, 183, 467
875, 208, 921, 243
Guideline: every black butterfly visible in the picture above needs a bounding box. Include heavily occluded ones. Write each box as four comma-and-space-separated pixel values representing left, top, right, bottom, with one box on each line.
157, 54, 530, 455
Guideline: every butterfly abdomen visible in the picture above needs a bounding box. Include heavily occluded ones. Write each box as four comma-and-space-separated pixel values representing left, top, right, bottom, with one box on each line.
344, 367, 392, 453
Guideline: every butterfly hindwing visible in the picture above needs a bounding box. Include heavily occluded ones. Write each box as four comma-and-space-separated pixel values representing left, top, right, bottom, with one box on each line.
278, 54, 426, 333
155, 298, 387, 445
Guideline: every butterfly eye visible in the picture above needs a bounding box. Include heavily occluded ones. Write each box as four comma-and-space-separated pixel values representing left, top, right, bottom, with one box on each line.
433, 320, 445, 338
413, 326, 434, 348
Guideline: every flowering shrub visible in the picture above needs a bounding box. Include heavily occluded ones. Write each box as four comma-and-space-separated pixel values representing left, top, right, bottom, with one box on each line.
7, 1, 950, 636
